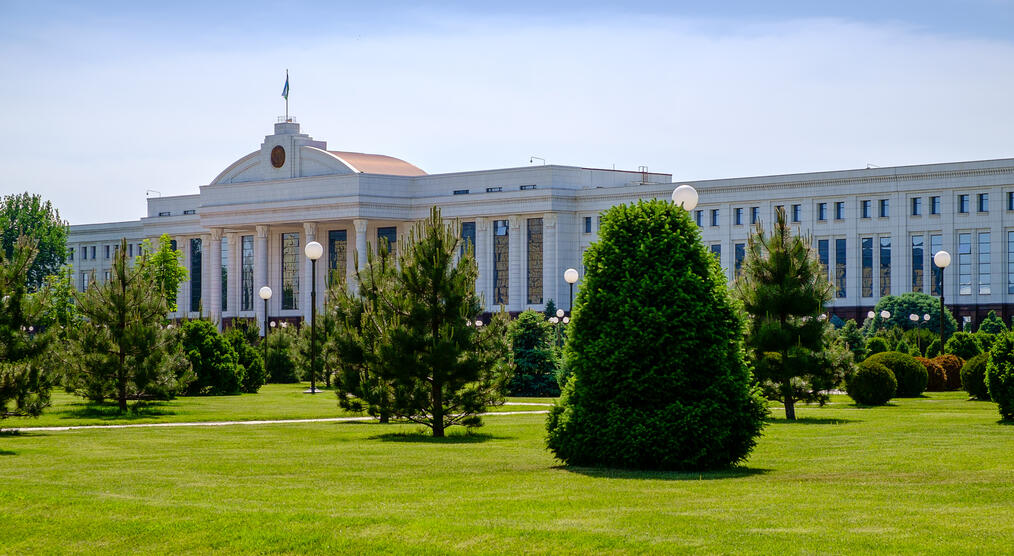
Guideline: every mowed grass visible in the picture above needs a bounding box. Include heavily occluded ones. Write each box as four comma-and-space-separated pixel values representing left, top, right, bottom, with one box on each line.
0, 383, 550, 429
2, 392, 1013, 554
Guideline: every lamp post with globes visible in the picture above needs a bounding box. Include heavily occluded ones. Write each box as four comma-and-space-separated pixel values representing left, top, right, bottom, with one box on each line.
258, 286, 272, 363
934, 250, 952, 350
304, 241, 324, 394
564, 268, 579, 314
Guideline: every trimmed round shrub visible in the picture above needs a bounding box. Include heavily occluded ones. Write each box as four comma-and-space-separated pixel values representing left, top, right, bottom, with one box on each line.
960, 353, 990, 400
180, 319, 244, 395
916, 356, 947, 392
864, 351, 927, 397
545, 199, 767, 470
925, 338, 942, 359
945, 332, 982, 361
866, 337, 890, 356
933, 354, 964, 390
986, 333, 1014, 420
847, 360, 897, 406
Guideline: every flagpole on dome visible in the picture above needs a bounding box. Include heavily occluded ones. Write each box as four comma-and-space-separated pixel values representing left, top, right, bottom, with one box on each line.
282, 70, 290, 122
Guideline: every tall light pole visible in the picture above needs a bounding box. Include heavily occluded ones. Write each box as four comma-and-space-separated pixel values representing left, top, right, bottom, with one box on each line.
304, 241, 324, 394
564, 268, 579, 314
259, 286, 272, 364
934, 250, 952, 350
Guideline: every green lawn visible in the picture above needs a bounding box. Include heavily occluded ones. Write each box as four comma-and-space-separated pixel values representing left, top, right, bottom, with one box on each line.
0, 383, 550, 429
2, 392, 1012, 554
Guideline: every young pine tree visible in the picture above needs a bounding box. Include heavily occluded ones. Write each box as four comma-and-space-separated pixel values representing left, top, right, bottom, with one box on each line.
735, 207, 835, 420
65, 239, 192, 411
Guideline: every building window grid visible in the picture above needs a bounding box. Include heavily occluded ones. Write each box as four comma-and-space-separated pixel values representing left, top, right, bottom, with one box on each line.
979, 232, 991, 295
710, 209, 719, 227
861, 237, 873, 297
695, 210, 703, 227
281, 232, 300, 310
583, 216, 592, 234
835, 238, 847, 298
734, 207, 743, 226
931, 235, 943, 296
817, 239, 829, 282
241, 236, 254, 311
879, 199, 889, 218
750, 207, 759, 224
1008, 231, 1014, 294
959, 195, 970, 214
958, 233, 972, 295
791, 204, 801, 223
459, 222, 476, 259
880, 236, 891, 296
817, 203, 827, 221
710, 244, 721, 263
377, 227, 397, 255
526, 218, 543, 305
190, 238, 202, 312
861, 200, 871, 219
328, 230, 347, 287
930, 196, 941, 215
1008, 192, 1014, 211
492, 220, 509, 305
911, 197, 922, 216
734, 243, 746, 278
221, 236, 228, 311
978, 193, 989, 213
834, 202, 845, 220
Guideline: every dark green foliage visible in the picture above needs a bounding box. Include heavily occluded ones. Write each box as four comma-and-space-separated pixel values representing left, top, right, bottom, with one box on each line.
180, 320, 243, 395
264, 325, 299, 383
65, 239, 192, 411
895, 339, 914, 356
985, 333, 1014, 420
978, 310, 1006, 334
960, 353, 990, 400
734, 207, 835, 420
917, 356, 948, 392
0, 192, 68, 291
925, 339, 942, 359
866, 337, 890, 356
864, 351, 927, 397
846, 360, 897, 406
509, 310, 560, 397
223, 326, 265, 393
839, 320, 866, 361
901, 327, 935, 357
138, 234, 188, 312
945, 332, 982, 361
0, 237, 54, 418
543, 299, 557, 319
546, 199, 766, 470
933, 354, 964, 391
871, 293, 958, 339
975, 332, 997, 354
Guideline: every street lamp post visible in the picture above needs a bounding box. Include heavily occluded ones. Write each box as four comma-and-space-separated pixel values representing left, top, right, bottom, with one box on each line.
304, 241, 324, 394
564, 268, 579, 313
259, 286, 272, 364
934, 250, 952, 350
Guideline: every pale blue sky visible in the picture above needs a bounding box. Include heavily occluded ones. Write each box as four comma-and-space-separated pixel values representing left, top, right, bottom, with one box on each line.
1, 1, 1012, 224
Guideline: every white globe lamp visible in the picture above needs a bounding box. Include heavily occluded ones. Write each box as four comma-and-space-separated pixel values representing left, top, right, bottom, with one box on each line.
671, 184, 699, 211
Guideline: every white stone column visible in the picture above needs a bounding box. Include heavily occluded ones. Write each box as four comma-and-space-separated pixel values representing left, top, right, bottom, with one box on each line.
475, 218, 490, 310
508, 215, 521, 312
226, 232, 239, 318
354, 219, 368, 271
255, 225, 269, 336
302, 222, 318, 322
208, 229, 222, 328
543, 213, 558, 311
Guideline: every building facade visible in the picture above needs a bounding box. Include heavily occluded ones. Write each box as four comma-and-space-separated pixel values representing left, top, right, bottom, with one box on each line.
67, 120, 1014, 331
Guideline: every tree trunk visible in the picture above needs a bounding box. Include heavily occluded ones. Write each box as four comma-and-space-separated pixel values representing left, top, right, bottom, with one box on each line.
379, 411, 389, 424
784, 395, 796, 421
431, 379, 444, 437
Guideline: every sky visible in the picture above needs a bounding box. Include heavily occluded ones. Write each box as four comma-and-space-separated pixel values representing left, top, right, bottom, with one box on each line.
1, 0, 1012, 224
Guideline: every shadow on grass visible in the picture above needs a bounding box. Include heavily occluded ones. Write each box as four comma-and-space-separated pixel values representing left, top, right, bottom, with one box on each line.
60, 402, 176, 421
557, 465, 770, 481
766, 417, 856, 425
370, 431, 510, 444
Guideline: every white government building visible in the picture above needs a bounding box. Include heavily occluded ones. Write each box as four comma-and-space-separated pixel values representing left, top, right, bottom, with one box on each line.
68, 119, 1014, 331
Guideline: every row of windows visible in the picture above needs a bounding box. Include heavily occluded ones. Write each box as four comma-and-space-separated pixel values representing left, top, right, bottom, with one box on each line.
714, 232, 1010, 298
692, 191, 1013, 227
73, 242, 141, 261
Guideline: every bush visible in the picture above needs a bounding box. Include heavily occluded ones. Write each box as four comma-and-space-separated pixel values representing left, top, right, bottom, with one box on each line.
978, 310, 1007, 334
960, 353, 990, 400
933, 354, 964, 390
925, 338, 942, 359
945, 332, 982, 361
545, 199, 766, 470
975, 331, 997, 354
916, 356, 947, 392
986, 333, 1014, 420
264, 325, 299, 383
180, 319, 243, 395
509, 310, 560, 397
223, 327, 266, 393
866, 337, 890, 356
846, 360, 897, 406
895, 339, 914, 356
864, 351, 927, 397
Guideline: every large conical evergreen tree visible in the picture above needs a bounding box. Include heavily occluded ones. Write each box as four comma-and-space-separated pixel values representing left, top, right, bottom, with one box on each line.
65, 238, 192, 411
0, 236, 54, 419
546, 199, 767, 470
735, 207, 835, 420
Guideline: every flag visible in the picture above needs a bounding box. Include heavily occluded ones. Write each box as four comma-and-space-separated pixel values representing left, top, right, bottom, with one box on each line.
282, 74, 289, 100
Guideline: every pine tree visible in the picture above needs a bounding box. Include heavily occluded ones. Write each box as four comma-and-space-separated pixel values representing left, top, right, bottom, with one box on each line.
0, 237, 54, 419
735, 207, 835, 420
64, 239, 192, 411
138, 234, 187, 312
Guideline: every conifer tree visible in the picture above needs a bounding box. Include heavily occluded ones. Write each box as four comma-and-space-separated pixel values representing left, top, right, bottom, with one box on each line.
0, 237, 54, 419
64, 239, 192, 411
735, 208, 835, 420
138, 234, 187, 312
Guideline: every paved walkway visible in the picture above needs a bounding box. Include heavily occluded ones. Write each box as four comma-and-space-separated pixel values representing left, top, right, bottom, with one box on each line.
2, 410, 550, 433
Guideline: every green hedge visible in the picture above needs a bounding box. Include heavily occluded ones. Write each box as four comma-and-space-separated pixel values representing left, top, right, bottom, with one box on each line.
985, 334, 1014, 420
847, 360, 896, 406
960, 353, 990, 401
864, 351, 927, 397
